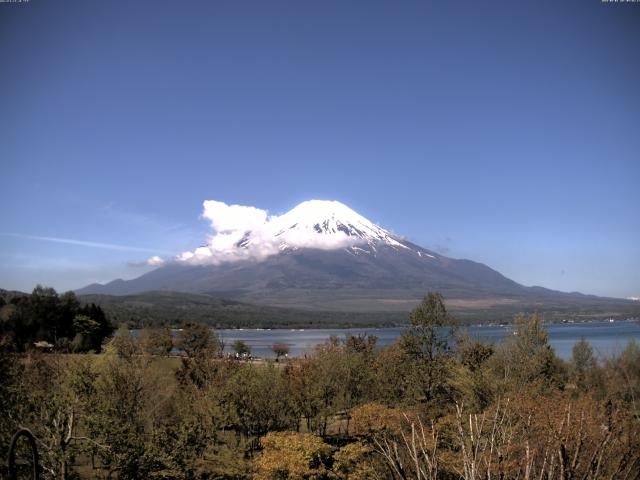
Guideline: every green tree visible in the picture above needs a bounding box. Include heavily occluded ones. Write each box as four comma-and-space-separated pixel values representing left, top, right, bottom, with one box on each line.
86, 353, 161, 479
71, 314, 100, 352
0, 287, 112, 352
78, 302, 113, 352
451, 332, 495, 410
309, 342, 350, 436
232, 339, 251, 357
373, 341, 421, 405
401, 292, 455, 405
177, 322, 222, 358
340, 335, 377, 418
456, 332, 494, 372
7, 286, 65, 348
571, 336, 596, 390
490, 313, 566, 393
30, 285, 65, 341
8, 353, 99, 479
222, 363, 296, 439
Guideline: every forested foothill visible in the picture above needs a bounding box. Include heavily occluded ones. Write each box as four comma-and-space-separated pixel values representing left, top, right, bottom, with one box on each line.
3, 288, 637, 332
1, 292, 639, 479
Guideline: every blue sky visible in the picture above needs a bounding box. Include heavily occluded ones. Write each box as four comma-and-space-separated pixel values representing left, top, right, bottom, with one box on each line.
1, 0, 638, 298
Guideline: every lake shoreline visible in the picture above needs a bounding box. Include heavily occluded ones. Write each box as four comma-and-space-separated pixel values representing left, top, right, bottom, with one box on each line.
192, 319, 640, 361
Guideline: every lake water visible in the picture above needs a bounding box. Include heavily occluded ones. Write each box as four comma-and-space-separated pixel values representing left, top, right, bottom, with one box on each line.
216, 320, 640, 360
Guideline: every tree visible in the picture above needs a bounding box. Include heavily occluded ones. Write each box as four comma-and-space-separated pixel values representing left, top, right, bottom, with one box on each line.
310, 342, 350, 436
349, 403, 438, 480
0, 287, 112, 352
77, 302, 113, 352
108, 323, 138, 358
254, 431, 332, 480
349, 402, 403, 437
222, 363, 296, 438
139, 327, 173, 356
30, 285, 65, 342
491, 313, 566, 392
177, 322, 222, 358
340, 337, 377, 418
0, 346, 20, 461
571, 336, 596, 390
456, 332, 494, 373
332, 441, 382, 480
87, 353, 156, 478
451, 333, 495, 410
344, 333, 377, 356
232, 339, 251, 357
71, 314, 100, 352
59, 291, 81, 341
8, 353, 100, 479
272, 343, 290, 361
603, 339, 640, 417
373, 341, 421, 405
401, 292, 455, 404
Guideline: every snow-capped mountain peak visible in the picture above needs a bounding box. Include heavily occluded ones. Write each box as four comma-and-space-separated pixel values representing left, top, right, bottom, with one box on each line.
271, 200, 407, 249
176, 199, 410, 265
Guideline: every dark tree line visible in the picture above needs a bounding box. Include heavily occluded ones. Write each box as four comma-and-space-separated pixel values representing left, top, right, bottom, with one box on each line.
0, 285, 113, 352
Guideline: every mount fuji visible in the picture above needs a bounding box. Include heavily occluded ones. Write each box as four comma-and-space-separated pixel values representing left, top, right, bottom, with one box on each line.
77, 200, 636, 317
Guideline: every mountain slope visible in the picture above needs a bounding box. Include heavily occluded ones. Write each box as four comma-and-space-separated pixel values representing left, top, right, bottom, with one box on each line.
77, 200, 638, 314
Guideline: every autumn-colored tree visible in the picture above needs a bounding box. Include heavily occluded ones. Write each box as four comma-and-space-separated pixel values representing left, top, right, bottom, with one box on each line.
349, 402, 403, 437
254, 431, 332, 480
349, 402, 439, 480
106, 323, 139, 358
332, 441, 383, 480
272, 343, 290, 360
284, 356, 319, 432
283, 341, 350, 436
343, 333, 377, 356
602, 339, 640, 416
138, 326, 173, 356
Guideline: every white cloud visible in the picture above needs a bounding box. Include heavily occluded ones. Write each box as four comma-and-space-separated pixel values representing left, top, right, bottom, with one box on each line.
146, 255, 165, 266
202, 200, 268, 233
177, 199, 366, 265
